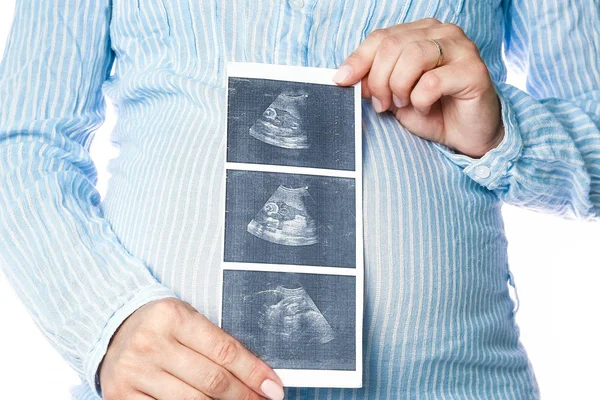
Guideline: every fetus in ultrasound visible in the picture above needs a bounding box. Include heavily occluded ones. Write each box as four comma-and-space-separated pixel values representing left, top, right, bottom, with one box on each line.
247, 284, 335, 360
247, 185, 318, 246
249, 89, 311, 149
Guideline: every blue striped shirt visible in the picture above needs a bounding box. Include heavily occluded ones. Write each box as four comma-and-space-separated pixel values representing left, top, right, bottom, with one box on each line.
1, 0, 598, 399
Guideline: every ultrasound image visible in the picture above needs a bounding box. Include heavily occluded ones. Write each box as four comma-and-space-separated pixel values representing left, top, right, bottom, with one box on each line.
221, 270, 356, 371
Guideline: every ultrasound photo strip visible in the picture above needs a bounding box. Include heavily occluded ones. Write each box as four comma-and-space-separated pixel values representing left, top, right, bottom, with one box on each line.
220, 62, 363, 389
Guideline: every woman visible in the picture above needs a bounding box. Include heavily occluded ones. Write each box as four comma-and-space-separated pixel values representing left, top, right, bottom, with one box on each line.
0, 0, 598, 399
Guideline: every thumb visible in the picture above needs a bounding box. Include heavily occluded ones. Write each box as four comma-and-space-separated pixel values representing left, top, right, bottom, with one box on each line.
393, 102, 445, 144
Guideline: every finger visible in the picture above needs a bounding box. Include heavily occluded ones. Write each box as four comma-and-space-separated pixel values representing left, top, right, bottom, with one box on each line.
410, 59, 491, 114
368, 27, 464, 110
360, 33, 433, 101
367, 34, 402, 112
136, 370, 211, 400
332, 18, 443, 86
361, 74, 372, 98
389, 37, 464, 110
163, 342, 264, 400
332, 29, 389, 86
176, 314, 284, 399
393, 102, 445, 143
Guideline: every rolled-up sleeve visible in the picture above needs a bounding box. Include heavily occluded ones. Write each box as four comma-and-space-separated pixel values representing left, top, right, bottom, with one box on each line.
0, 1, 176, 397
434, 0, 600, 220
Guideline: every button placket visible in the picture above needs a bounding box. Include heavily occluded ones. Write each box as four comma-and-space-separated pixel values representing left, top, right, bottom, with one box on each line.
285, 0, 317, 65
289, 0, 305, 10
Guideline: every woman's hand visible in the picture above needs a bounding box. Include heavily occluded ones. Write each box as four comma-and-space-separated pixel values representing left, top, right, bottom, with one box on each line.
333, 18, 504, 158
99, 298, 284, 400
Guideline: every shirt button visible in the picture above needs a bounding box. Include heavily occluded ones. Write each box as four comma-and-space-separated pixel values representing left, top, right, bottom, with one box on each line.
289, 0, 305, 10
474, 165, 491, 179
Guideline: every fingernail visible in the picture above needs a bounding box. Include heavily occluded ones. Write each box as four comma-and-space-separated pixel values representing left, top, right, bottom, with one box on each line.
372, 97, 384, 113
332, 64, 352, 84
261, 379, 284, 400
393, 95, 407, 108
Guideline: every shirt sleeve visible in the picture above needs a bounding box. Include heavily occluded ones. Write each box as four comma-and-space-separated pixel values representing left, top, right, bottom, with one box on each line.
433, 0, 600, 220
0, 1, 177, 397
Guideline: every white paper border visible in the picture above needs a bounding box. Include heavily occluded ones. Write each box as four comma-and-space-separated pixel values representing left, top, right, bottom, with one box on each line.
220, 62, 363, 389
276, 369, 362, 389
227, 62, 343, 86
226, 162, 356, 178
223, 262, 357, 276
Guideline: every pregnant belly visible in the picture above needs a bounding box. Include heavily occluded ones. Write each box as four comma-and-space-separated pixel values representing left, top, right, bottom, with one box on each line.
100, 94, 530, 397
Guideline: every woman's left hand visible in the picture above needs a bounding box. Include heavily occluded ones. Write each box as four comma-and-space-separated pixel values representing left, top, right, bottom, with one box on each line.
333, 18, 504, 158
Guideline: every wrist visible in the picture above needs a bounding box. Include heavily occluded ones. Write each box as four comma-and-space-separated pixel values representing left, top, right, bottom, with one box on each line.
445, 124, 504, 159
448, 99, 505, 159
477, 93, 507, 158
484, 117, 506, 155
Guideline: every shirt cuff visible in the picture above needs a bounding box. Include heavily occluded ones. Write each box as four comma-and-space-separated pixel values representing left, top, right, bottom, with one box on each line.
432, 82, 523, 191
83, 283, 177, 398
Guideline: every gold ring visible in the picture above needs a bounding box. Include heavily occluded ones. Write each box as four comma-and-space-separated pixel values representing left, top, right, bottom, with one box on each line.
428, 38, 444, 68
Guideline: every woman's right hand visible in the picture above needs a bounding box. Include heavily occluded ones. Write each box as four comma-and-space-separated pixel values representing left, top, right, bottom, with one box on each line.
99, 298, 284, 400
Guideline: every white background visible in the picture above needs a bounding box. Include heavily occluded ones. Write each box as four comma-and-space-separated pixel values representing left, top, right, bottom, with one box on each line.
0, 2, 599, 398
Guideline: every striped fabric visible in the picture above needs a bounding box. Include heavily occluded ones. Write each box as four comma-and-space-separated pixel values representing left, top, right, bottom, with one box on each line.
1, 0, 598, 398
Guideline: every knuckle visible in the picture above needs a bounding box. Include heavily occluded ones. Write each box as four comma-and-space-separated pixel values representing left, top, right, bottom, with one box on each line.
423, 17, 441, 26
409, 92, 425, 109
155, 298, 188, 328
213, 338, 239, 366
465, 39, 480, 53
129, 329, 156, 355
380, 34, 401, 50
442, 22, 465, 35
369, 28, 389, 41
204, 369, 230, 394
421, 72, 441, 90
153, 297, 181, 315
